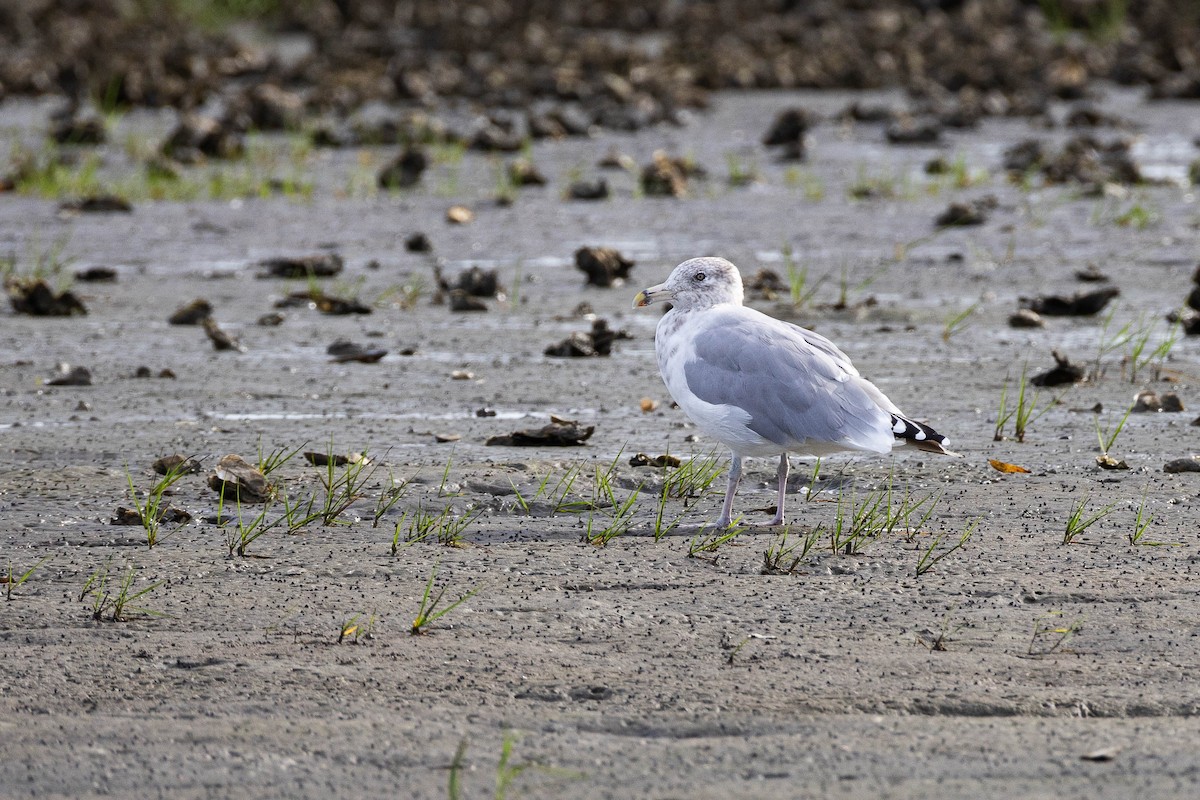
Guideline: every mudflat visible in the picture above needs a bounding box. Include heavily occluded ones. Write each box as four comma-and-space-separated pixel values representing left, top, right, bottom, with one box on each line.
3, 87, 1200, 798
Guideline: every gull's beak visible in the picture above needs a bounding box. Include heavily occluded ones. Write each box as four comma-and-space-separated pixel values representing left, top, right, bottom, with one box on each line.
634, 283, 671, 308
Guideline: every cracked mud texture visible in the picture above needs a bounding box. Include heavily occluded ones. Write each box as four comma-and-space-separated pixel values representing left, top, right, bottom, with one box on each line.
3, 86, 1200, 798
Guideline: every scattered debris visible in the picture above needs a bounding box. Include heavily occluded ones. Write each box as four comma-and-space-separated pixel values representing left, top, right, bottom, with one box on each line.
377, 147, 428, 189
1030, 351, 1085, 387
567, 178, 609, 200
6, 278, 87, 316
50, 112, 106, 144
45, 364, 92, 386
1074, 264, 1110, 282
58, 195, 132, 214
1096, 454, 1130, 470
434, 432, 461, 443
630, 453, 681, 468
597, 148, 635, 170
639, 397, 658, 413
449, 290, 488, 312
1163, 456, 1200, 474
1021, 287, 1119, 316
162, 114, 244, 163
1133, 390, 1184, 413
111, 505, 191, 525
135, 366, 176, 379
153, 454, 201, 475
544, 319, 631, 357
486, 415, 594, 447
508, 158, 547, 186
747, 268, 787, 300
575, 246, 634, 287
327, 339, 387, 363
203, 317, 242, 351
256, 312, 285, 326
256, 253, 343, 279
451, 370, 474, 380
168, 298, 213, 325
208, 454, 272, 502
885, 115, 941, 144
475, 407, 497, 417
303, 451, 350, 467
1080, 745, 1122, 762
277, 288, 371, 315
74, 266, 117, 282
641, 150, 691, 197
451, 266, 503, 297
1008, 308, 1045, 328
935, 198, 990, 227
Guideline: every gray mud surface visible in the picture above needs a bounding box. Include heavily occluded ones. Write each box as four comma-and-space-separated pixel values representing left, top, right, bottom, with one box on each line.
4, 89, 1200, 798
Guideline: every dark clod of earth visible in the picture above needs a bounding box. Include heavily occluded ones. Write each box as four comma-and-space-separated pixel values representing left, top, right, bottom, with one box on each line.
485, 416, 595, 447
7, 278, 88, 316
1022, 287, 1120, 317
575, 246, 634, 287
257, 254, 344, 279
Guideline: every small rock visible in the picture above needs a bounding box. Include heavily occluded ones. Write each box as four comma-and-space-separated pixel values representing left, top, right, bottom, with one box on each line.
303, 451, 350, 467
111, 505, 191, 526
935, 199, 990, 227
452, 266, 503, 297
1008, 308, 1045, 328
639, 397, 658, 413
1163, 457, 1200, 474
327, 339, 387, 363
74, 266, 117, 282
1095, 454, 1130, 470
575, 246, 634, 287
451, 370, 474, 380
58, 195, 132, 214
885, 116, 941, 144
162, 114, 244, 163
153, 454, 201, 475
641, 150, 689, 197
277, 289, 371, 315
1030, 351, 1085, 387
1074, 265, 1110, 282
475, 407, 497, 417
1133, 390, 1162, 413
446, 205, 474, 224
6, 278, 87, 316
45, 364, 92, 386
544, 319, 631, 357
449, 290, 488, 312
257, 312, 285, 326
567, 178, 609, 200
203, 318, 242, 351
378, 147, 428, 189
208, 454, 272, 502
508, 159, 547, 186
1021, 287, 1119, 317
405, 233, 432, 252
168, 298, 213, 325
256, 253, 343, 279
1162, 392, 1185, 413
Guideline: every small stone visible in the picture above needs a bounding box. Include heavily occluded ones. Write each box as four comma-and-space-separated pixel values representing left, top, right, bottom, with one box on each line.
567, 178, 609, 200
256, 254, 343, 279
1163, 457, 1200, 473
153, 454, 201, 475
446, 205, 473, 224
203, 318, 242, 351
168, 299, 213, 325
405, 233, 432, 252
1132, 390, 1162, 413
377, 147, 428, 189
1161, 392, 1185, 412
1009, 309, 1045, 328
575, 246, 634, 287
208, 454, 271, 502
45, 364, 92, 386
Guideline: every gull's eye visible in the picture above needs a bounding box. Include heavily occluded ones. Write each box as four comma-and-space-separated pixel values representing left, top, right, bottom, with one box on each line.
694, 272, 706, 282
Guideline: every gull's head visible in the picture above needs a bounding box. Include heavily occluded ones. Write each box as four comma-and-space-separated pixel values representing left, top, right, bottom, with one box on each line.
633, 257, 744, 311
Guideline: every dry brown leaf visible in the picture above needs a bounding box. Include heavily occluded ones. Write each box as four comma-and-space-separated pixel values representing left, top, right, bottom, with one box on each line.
988, 458, 1030, 474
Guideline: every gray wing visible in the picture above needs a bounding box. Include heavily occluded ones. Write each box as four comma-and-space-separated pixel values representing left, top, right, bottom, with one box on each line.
682, 309, 893, 452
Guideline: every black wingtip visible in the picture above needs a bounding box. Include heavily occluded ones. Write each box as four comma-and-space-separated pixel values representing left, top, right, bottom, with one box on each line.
891, 415, 960, 456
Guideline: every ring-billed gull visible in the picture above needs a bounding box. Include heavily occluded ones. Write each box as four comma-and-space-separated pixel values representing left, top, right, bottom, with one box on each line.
634, 256, 958, 528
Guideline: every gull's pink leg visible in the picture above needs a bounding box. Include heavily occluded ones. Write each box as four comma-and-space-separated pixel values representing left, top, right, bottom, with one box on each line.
715, 454, 742, 528
770, 454, 789, 526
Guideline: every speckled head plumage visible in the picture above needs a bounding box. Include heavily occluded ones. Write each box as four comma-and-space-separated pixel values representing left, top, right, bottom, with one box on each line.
633, 257, 744, 311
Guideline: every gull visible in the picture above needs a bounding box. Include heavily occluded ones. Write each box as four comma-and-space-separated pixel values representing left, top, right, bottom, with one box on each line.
634, 256, 958, 528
